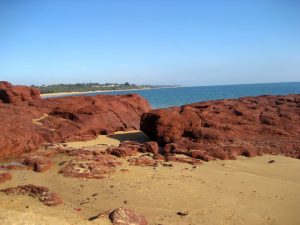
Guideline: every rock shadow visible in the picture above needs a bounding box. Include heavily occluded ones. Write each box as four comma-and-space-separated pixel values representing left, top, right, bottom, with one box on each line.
108, 131, 150, 143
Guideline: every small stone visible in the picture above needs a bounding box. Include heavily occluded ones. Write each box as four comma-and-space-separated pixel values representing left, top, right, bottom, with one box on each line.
176, 211, 188, 216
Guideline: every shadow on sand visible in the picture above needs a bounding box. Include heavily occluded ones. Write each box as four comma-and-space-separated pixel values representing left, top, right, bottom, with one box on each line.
107, 131, 151, 143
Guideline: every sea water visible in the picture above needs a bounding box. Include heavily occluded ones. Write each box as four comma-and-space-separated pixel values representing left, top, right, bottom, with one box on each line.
54, 82, 300, 109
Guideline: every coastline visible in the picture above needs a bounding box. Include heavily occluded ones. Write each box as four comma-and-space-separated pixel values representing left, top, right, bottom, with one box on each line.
1, 82, 300, 224
40, 86, 176, 98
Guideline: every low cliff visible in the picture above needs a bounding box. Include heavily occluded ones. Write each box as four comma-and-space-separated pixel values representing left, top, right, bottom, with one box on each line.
141, 95, 300, 160
0, 82, 151, 157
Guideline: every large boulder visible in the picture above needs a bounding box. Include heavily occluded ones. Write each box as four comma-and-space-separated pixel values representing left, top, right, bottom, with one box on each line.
0, 82, 151, 157
141, 95, 300, 160
35, 93, 151, 139
0, 81, 41, 103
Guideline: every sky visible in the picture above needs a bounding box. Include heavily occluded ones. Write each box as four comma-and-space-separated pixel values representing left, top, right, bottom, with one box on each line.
0, 0, 299, 86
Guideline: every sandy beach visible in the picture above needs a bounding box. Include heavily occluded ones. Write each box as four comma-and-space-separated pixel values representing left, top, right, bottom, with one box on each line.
40, 87, 170, 98
0, 131, 299, 225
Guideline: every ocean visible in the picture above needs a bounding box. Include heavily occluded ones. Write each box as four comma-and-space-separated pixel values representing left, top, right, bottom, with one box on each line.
57, 82, 300, 109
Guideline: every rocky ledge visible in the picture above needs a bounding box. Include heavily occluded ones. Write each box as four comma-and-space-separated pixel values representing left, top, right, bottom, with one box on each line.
0, 81, 151, 157
141, 95, 300, 161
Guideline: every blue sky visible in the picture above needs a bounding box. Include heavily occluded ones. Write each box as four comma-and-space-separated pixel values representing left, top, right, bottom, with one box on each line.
0, 0, 299, 86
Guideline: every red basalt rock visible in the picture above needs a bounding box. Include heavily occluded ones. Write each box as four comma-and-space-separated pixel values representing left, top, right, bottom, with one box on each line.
64, 149, 100, 160
0, 172, 12, 183
107, 141, 160, 158
141, 95, 300, 161
107, 146, 139, 158
59, 162, 116, 179
119, 141, 143, 151
89, 208, 148, 225
128, 155, 158, 167
143, 141, 159, 155
23, 156, 53, 172
1, 184, 63, 206
163, 155, 202, 165
0, 81, 41, 104
0, 82, 151, 157
59, 153, 121, 179
107, 141, 144, 157
109, 208, 148, 225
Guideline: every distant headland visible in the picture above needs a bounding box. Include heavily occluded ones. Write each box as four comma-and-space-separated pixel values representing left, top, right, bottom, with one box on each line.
32, 82, 179, 97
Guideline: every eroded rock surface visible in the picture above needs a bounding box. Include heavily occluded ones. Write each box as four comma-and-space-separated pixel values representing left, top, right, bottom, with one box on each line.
23, 156, 53, 172
1, 184, 63, 206
0, 82, 151, 157
109, 208, 148, 225
0, 81, 41, 103
107, 141, 159, 158
128, 155, 158, 167
107, 141, 202, 166
90, 207, 147, 225
141, 95, 300, 160
59, 150, 121, 179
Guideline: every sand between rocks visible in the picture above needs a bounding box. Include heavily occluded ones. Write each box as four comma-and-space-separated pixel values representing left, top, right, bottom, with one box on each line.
0, 131, 299, 225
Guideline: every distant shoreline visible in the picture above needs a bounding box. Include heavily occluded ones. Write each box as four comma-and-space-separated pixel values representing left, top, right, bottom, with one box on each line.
41, 86, 176, 98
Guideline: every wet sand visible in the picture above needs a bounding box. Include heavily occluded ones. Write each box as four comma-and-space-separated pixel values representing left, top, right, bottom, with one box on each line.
0, 131, 299, 225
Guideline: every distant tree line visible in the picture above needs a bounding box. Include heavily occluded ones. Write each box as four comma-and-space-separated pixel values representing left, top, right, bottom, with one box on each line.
32, 82, 178, 94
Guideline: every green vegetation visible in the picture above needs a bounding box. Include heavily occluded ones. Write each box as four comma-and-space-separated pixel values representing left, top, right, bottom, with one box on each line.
32, 82, 178, 94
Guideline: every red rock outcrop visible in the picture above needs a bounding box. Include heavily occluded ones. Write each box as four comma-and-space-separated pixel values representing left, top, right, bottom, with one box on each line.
59, 150, 121, 179
143, 141, 159, 155
128, 155, 158, 167
141, 95, 300, 160
59, 161, 119, 179
162, 155, 202, 165
23, 156, 53, 172
107, 144, 139, 158
33, 93, 151, 140
107, 141, 160, 158
0, 81, 41, 103
0, 82, 151, 157
106, 141, 202, 166
1, 184, 63, 206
